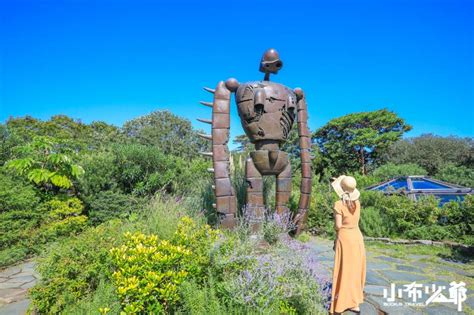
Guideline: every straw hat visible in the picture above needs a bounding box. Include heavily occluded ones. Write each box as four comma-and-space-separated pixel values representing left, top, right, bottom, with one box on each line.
331, 175, 360, 201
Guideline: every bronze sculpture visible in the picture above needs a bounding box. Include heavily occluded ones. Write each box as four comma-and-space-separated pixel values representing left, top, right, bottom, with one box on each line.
198, 49, 312, 234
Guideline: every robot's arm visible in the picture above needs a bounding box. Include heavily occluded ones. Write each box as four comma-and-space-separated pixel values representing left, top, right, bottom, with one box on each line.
293, 88, 312, 235
198, 79, 240, 228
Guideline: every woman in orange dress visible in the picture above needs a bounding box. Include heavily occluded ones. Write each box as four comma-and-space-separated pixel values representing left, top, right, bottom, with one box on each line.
329, 175, 366, 314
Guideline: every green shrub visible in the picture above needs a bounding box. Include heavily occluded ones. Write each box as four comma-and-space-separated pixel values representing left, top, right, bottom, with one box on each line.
404, 225, 454, 241
113, 144, 179, 196
76, 150, 118, 196
0, 171, 40, 251
109, 217, 219, 313
296, 231, 311, 243
371, 163, 428, 181
84, 190, 146, 225
178, 279, 229, 315
435, 163, 474, 188
359, 206, 391, 237
306, 181, 337, 237
0, 245, 31, 268
61, 280, 121, 315
29, 198, 193, 314
110, 232, 189, 314
29, 220, 124, 314
36, 196, 88, 242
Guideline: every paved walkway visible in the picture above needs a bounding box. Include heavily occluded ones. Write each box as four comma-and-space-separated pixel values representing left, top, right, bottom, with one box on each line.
307, 237, 473, 315
0, 260, 38, 315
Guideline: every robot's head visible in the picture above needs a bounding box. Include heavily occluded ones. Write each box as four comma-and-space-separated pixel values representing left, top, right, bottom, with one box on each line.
259, 48, 283, 75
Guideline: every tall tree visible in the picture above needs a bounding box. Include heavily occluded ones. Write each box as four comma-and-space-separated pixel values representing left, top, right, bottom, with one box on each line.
122, 110, 209, 158
313, 109, 411, 175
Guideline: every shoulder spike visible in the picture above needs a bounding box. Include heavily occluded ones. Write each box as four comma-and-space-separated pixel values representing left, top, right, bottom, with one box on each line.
199, 101, 213, 107
203, 87, 215, 94
198, 133, 212, 140
197, 118, 212, 124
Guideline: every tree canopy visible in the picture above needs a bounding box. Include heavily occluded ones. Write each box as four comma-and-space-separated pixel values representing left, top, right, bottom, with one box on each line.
122, 110, 210, 158
385, 134, 474, 175
313, 109, 411, 175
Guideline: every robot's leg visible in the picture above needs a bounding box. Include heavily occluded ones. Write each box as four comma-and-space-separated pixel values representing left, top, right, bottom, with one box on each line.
245, 156, 264, 233
276, 162, 292, 215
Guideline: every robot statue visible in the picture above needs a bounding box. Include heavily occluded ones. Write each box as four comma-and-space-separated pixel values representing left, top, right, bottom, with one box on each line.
198, 48, 312, 235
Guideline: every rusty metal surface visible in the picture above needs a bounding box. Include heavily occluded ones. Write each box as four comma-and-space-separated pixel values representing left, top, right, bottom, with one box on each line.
294, 88, 312, 235
198, 49, 312, 233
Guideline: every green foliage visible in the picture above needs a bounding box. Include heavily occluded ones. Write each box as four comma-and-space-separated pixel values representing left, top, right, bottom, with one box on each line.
313, 109, 411, 175
5, 115, 123, 151
0, 172, 87, 266
61, 280, 121, 315
110, 232, 188, 314
386, 134, 473, 175
109, 217, 219, 314
76, 150, 118, 196
0, 245, 31, 268
306, 180, 338, 237
0, 171, 40, 250
371, 163, 428, 181
84, 190, 146, 225
29, 198, 190, 314
36, 197, 88, 241
358, 204, 391, 237
296, 232, 311, 243
113, 143, 208, 196
29, 220, 124, 314
122, 110, 210, 159
178, 279, 229, 314
0, 123, 23, 165
435, 163, 474, 187
438, 194, 474, 245
6, 136, 84, 190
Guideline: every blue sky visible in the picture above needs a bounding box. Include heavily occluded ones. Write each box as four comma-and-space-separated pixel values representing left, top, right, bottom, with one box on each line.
1, 0, 473, 146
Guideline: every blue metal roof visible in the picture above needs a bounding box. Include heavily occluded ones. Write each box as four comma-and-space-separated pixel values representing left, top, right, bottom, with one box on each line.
366, 176, 472, 206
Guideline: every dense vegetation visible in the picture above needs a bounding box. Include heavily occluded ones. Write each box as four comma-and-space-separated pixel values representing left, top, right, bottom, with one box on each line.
0, 108, 472, 313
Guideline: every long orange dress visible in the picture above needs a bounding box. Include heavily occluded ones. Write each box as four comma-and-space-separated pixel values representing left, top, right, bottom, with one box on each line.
329, 199, 366, 314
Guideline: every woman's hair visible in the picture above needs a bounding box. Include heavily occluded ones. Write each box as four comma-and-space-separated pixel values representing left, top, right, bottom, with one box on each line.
342, 193, 357, 213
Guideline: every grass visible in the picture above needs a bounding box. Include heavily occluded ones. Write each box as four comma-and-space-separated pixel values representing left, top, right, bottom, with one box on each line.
365, 240, 453, 259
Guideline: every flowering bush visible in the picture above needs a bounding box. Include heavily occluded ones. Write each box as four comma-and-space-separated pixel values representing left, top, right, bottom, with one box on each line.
109, 216, 219, 313
206, 213, 330, 314
218, 239, 329, 314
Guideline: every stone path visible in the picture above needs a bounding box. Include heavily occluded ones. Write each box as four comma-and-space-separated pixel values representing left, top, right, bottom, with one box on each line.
0, 260, 38, 315
307, 237, 473, 314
